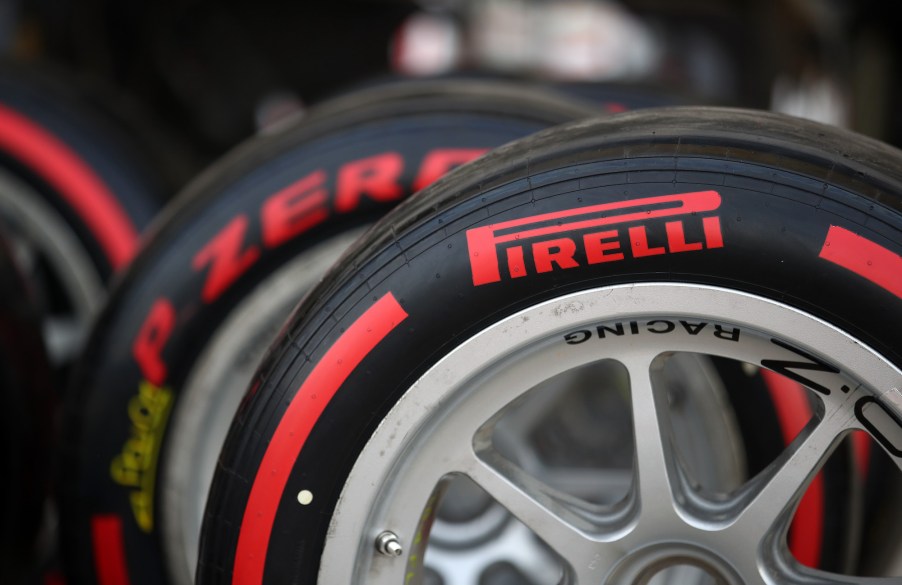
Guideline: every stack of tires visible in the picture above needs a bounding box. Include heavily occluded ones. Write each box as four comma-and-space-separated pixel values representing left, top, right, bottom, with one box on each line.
0, 62, 900, 585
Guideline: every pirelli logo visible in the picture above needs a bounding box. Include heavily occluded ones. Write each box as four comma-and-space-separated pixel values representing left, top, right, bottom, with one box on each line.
466, 190, 724, 286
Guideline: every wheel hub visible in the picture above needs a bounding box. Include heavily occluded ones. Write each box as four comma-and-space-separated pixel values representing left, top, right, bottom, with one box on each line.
605, 542, 741, 585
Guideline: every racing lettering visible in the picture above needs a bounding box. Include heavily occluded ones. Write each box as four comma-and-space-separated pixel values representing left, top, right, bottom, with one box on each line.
681, 321, 707, 335
261, 169, 329, 247
760, 338, 840, 396
564, 320, 740, 344
564, 330, 591, 344
193, 215, 260, 303
600, 322, 627, 338
413, 148, 488, 191
132, 299, 175, 385
466, 191, 724, 286
335, 152, 404, 212
648, 320, 675, 334
713, 325, 740, 342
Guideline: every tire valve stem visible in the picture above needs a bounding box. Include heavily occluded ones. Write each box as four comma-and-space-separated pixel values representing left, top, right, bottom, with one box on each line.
375, 531, 404, 557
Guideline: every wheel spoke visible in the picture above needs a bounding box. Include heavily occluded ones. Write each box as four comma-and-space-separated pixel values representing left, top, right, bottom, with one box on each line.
728, 408, 851, 545
467, 450, 623, 582
621, 353, 682, 526
544, 468, 632, 504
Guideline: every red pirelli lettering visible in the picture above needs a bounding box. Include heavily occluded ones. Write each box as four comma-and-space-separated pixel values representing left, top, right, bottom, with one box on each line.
507, 246, 527, 278
665, 220, 703, 252
466, 191, 724, 285
629, 225, 666, 257
533, 238, 579, 273
584, 229, 623, 264
702, 216, 724, 249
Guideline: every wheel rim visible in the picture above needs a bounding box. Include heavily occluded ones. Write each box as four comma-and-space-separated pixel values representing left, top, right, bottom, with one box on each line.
0, 168, 102, 365
423, 352, 747, 585
320, 283, 901, 584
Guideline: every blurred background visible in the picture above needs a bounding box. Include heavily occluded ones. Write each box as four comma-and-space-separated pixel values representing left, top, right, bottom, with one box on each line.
2, 0, 901, 189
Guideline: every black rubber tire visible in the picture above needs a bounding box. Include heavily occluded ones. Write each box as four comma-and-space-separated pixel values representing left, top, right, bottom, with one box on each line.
197, 107, 902, 584
0, 232, 55, 584
0, 63, 169, 369
0, 62, 166, 277
58, 79, 599, 585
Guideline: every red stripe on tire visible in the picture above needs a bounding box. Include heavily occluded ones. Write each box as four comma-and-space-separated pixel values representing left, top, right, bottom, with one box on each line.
761, 369, 824, 568
0, 104, 139, 269
234, 292, 409, 585
819, 225, 902, 299
90, 515, 132, 585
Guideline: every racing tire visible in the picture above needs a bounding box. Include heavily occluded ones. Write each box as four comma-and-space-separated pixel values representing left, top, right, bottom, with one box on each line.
197, 106, 902, 585
0, 62, 167, 367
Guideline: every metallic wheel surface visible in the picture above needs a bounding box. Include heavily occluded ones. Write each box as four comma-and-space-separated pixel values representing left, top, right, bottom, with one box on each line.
320, 283, 901, 584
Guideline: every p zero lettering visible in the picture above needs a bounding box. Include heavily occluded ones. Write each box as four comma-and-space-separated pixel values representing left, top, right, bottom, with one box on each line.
130, 147, 485, 386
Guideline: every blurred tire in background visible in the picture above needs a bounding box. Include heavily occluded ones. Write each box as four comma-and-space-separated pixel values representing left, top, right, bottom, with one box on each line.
0, 231, 54, 585
3, 0, 900, 157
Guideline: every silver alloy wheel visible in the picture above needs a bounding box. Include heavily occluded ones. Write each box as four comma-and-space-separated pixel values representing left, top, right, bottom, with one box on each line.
425, 352, 747, 585
160, 228, 366, 585
320, 283, 901, 584
0, 168, 101, 364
